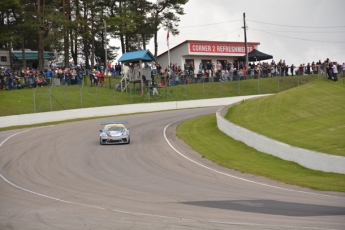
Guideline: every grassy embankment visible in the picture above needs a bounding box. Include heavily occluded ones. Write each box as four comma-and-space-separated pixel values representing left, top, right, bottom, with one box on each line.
176, 79, 345, 192
0, 75, 314, 117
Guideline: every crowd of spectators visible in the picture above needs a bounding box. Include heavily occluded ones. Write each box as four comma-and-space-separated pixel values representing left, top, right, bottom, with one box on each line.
191, 59, 344, 82
0, 58, 344, 90
146, 59, 344, 85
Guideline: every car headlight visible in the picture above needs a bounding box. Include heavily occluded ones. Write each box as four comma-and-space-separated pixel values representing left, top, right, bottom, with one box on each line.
101, 133, 107, 137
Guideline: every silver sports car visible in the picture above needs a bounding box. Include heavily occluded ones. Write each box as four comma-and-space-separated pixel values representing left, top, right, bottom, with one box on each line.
99, 122, 130, 145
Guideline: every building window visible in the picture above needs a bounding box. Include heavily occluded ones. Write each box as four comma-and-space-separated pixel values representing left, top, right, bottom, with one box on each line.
0, 56, 7, 62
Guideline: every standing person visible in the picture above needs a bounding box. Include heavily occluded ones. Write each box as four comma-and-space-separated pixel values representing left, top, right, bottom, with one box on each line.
312, 62, 318, 74
110, 65, 115, 78
69, 60, 75, 70
57, 68, 64, 85
188, 64, 194, 79
216, 61, 222, 75
299, 64, 303, 75
89, 69, 95, 86
65, 68, 71, 85
206, 62, 212, 81
122, 63, 130, 80
206, 62, 212, 72
306, 63, 311, 74
282, 60, 286, 76
156, 62, 162, 76
277, 59, 282, 76
229, 65, 234, 81
45, 68, 52, 85
332, 62, 338, 82
71, 68, 77, 85
76, 65, 82, 85
107, 61, 111, 76
342, 62, 345, 78
98, 68, 104, 86
326, 62, 333, 80
116, 63, 121, 78
290, 64, 295, 76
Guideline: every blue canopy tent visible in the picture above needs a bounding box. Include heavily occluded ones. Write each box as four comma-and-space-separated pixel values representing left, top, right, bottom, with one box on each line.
118, 50, 155, 63
117, 50, 156, 93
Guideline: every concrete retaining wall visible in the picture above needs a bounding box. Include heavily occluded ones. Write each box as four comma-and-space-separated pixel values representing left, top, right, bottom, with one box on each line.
0, 95, 263, 128
216, 104, 345, 174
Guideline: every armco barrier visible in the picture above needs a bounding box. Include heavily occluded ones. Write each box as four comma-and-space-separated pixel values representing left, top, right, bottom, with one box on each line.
216, 104, 345, 174
0, 96, 264, 128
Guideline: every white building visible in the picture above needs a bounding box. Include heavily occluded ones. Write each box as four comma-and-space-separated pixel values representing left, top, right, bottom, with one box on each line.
157, 40, 260, 71
0, 50, 54, 70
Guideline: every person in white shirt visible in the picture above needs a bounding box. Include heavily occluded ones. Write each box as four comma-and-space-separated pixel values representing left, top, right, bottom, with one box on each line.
331, 62, 338, 82
122, 64, 130, 79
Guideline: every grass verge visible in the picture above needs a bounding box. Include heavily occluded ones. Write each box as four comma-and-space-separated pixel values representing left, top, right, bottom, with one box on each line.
225, 78, 345, 157
0, 75, 315, 116
176, 114, 345, 192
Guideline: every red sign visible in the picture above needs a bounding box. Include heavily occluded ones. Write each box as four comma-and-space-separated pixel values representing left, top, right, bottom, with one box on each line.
189, 43, 255, 54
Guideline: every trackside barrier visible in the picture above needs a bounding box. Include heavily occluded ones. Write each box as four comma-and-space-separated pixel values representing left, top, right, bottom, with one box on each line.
0, 96, 265, 128
216, 104, 345, 174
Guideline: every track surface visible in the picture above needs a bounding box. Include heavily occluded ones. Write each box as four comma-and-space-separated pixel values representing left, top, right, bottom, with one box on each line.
0, 107, 344, 230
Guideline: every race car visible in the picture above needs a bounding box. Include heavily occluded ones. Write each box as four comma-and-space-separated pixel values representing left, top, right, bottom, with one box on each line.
99, 122, 130, 145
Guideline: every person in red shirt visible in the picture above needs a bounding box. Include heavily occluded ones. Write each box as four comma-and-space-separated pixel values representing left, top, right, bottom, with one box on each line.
97, 69, 104, 87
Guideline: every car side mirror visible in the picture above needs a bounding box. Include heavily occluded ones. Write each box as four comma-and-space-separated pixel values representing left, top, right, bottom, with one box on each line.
100, 130, 103, 132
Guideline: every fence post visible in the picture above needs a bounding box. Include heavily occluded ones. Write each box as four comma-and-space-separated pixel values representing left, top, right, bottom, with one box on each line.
50, 84, 53, 111
219, 80, 222, 97
113, 82, 116, 105
202, 80, 204, 98
96, 85, 98, 107
258, 75, 260, 94
278, 74, 280, 92
238, 77, 241, 96
33, 87, 37, 113
64, 84, 67, 109
80, 84, 83, 108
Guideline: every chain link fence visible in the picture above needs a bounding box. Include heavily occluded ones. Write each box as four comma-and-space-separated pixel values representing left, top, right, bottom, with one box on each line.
34, 72, 323, 113
33, 73, 317, 113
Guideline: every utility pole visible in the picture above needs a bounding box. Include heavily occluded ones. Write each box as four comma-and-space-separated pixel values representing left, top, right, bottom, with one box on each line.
243, 13, 249, 69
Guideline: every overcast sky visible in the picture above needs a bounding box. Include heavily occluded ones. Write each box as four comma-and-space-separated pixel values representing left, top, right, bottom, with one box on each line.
112, 0, 345, 65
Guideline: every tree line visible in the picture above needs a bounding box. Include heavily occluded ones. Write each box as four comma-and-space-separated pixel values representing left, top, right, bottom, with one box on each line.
0, 0, 188, 71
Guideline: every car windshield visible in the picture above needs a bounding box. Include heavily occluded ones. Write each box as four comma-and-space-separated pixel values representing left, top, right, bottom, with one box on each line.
108, 126, 122, 131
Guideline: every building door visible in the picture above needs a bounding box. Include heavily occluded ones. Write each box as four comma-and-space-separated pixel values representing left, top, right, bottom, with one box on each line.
184, 59, 195, 71
217, 59, 227, 70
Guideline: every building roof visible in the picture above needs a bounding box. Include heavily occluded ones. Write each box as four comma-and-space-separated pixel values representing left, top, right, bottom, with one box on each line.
118, 50, 155, 63
157, 40, 260, 57
12, 51, 54, 60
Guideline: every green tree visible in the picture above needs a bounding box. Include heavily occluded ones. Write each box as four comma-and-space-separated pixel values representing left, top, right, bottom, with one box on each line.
151, 0, 188, 58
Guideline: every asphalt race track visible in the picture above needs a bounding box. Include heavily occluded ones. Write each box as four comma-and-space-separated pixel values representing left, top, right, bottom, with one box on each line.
0, 107, 344, 230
